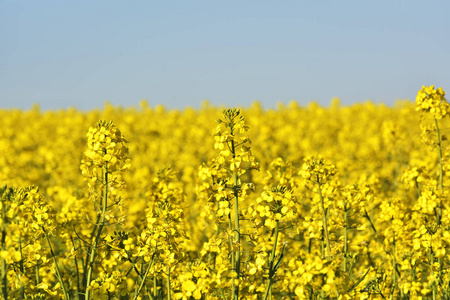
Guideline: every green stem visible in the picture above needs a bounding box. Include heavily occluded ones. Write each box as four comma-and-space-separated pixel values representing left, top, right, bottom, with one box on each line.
233, 173, 240, 299
71, 236, 81, 299
18, 238, 24, 299
429, 234, 437, 300
391, 231, 397, 299
430, 238, 437, 300
415, 180, 421, 200
132, 254, 155, 300
127, 257, 153, 300
44, 229, 69, 300
86, 162, 109, 300
343, 203, 348, 274
434, 118, 443, 225
434, 117, 444, 286
228, 213, 236, 300
231, 139, 240, 300
82, 213, 101, 298
435, 118, 444, 191
321, 235, 325, 259
219, 286, 226, 300
35, 264, 40, 286
263, 220, 279, 300
318, 183, 331, 256
153, 265, 157, 299
167, 264, 171, 300
363, 208, 378, 235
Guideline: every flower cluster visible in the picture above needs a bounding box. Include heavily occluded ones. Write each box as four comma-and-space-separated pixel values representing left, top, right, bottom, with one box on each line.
80, 120, 130, 187
140, 167, 187, 266
213, 109, 259, 174
300, 156, 337, 189
336, 183, 372, 216
416, 85, 449, 119
13, 186, 57, 238
257, 186, 297, 229
0, 186, 61, 298
87, 270, 129, 299
401, 166, 435, 189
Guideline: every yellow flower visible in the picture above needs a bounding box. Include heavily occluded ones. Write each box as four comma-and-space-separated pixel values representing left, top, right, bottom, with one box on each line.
416, 85, 449, 119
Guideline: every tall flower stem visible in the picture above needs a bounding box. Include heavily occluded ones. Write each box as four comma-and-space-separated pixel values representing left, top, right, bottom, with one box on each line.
228, 215, 236, 299
132, 253, 155, 300
231, 139, 241, 300
81, 213, 101, 296
263, 220, 280, 300
318, 182, 331, 256
19, 238, 24, 299
390, 231, 397, 300
343, 203, 349, 273
434, 118, 443, 225
35, 265, 40, 286
167, 264, 171, 300
153, 265, 158, 299
430, 240, 436, 300
85, 162, 108, 300
213, 109, 255, 300
44, 228, 69, 299
434, 117, 444, 287
71, 236, 81, 299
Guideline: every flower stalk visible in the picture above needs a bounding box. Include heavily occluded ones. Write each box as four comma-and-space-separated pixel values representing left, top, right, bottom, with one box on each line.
231, 139, 241, 300
343, 203, 348, 273
44, 228, 69, 299
80, 120, 130, 300
434, 117, 443, 226
318, 183, 331, 257
263, 220, 280, 300
85, 162, 108, 300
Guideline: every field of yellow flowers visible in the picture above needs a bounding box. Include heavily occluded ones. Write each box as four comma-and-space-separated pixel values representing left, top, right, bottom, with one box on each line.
1, 86, 449, 300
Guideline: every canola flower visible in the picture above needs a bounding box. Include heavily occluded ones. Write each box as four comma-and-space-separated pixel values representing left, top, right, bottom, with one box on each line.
300, 156, 337, 257
81, 120, 130, 300
197, 108, 259, 300
0, 89, 449, 299
416, 85, 449, 119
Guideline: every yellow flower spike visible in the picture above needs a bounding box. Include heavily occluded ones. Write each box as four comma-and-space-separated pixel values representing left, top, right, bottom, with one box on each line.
416, 85, 449, 119
81, 120, 129, 181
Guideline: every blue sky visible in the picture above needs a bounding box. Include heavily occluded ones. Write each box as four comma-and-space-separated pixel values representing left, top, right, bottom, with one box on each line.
1, 0, 450, 110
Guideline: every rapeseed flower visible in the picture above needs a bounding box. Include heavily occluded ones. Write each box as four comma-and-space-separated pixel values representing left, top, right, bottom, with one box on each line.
416, 85, 449, 119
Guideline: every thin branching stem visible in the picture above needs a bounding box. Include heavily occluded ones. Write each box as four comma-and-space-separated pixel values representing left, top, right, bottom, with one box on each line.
133, 253, 155, 300
71, 235, 81, 299
434, 118, 443, 225
167, 264, 171, 300
228, 213, 236, 299
430, 239, 437, 300
434, 117, 444, 293
230, 138, 240, 300
390, 230, 397, 300
343, 203, 349, 274
318, 182, 331, 256
263, 220, 280, 300
86, 162, 109, 300
35, 265, 40, 286
44, 228, 69, 300
19, 238, 24, 299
